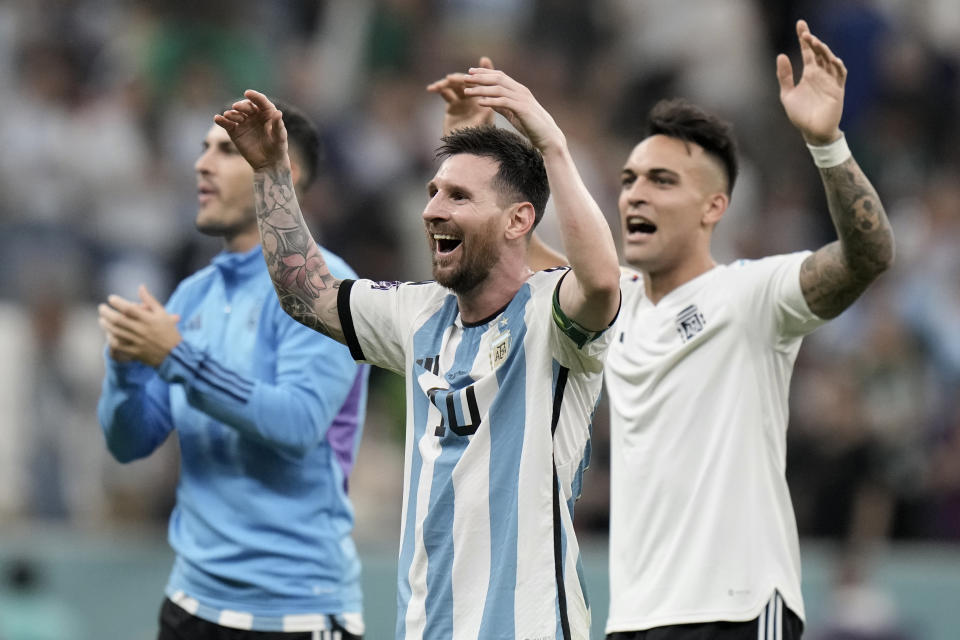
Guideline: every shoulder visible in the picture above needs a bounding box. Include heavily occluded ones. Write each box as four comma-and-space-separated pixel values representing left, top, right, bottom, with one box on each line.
347, 278, 448, 312
726, 251, 811, 275
618, 265, 644, 289
528, 265, 569, 291
617, 266, 646, 304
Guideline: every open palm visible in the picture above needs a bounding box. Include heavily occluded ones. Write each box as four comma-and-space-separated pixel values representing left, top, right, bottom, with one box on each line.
777, 20, 847, 145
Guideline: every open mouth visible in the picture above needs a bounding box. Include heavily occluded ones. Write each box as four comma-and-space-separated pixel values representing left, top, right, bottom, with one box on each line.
626, 216, 657, 235
433, 233, 463, 255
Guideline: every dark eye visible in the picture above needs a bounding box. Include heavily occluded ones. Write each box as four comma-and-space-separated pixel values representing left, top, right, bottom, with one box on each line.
451, 191, 467, 201
620, 174, 635, 188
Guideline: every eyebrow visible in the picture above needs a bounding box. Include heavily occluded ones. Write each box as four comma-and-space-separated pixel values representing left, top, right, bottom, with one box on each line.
649, 168, 679, 180
201, 139, 238, 151
426, 179, 472, 197
621, 167, 680, 180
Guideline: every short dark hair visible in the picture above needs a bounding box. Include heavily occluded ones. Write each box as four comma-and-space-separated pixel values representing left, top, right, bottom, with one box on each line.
436, 126, 549, 229
275, 100, 321, 191
646, 98, 738, 195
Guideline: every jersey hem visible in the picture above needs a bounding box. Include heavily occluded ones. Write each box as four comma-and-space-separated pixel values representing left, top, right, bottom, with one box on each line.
605, 588, 805, 634
166, 587, 363, 632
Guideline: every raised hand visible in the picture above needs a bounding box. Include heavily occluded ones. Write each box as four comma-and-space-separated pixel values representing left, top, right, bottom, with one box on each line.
462, 67, 565, 153
98, 285, 181, 367
776, 19, 847, 145
214, 90, 290, 171
427, 56, 496, 135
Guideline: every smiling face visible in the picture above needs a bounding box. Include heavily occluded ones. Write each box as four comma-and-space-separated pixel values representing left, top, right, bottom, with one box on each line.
618, 134, 729, 277
422, 154, 509, 294
194, 125, 258, 249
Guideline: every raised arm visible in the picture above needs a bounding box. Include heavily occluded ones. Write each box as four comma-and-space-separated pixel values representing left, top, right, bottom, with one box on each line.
463, 67, 619, 330
214, 91, 346, 342
778, 19, 894, 319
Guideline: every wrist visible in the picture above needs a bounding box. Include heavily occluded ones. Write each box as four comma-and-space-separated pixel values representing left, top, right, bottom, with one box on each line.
538, 134, 569, 160
254, 159, 291, 176
806, 133, 851, 168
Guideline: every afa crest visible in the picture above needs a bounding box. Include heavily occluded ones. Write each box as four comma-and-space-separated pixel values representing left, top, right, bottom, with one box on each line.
675, 304, 706, 343
489, 331, 511, 370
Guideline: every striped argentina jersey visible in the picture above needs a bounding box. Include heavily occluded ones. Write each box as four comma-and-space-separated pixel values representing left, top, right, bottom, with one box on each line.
337, 268, 610, 640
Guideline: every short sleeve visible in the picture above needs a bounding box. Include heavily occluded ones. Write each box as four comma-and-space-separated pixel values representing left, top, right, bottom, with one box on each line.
732, 252, 828, 347
338, 279, 444, 374
542, 269, 615, 374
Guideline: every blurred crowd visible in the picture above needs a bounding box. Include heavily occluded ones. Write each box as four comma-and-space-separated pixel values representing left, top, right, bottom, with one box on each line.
0, 0, 958, 557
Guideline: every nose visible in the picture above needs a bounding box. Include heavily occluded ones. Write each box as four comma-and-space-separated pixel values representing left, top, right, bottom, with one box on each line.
623, 180, 649, 209
421, 196, 450, 224
194, 147, 214, 175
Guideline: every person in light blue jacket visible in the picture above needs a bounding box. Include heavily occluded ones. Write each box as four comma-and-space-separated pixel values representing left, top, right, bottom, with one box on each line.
97, 101, 369, 640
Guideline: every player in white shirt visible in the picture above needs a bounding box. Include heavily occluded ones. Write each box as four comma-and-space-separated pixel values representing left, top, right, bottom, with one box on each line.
602, 21, 893, 638
430, 20, 895, 640
212, 65, 620, 640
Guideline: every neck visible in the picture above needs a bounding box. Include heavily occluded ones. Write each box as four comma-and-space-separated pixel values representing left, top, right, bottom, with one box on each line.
455, 259, 532, 325
641, 253, 717, 304
223, 227, 260, 254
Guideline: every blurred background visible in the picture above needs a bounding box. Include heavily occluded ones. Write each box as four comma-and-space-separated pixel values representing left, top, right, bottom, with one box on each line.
0, 0, 958, 638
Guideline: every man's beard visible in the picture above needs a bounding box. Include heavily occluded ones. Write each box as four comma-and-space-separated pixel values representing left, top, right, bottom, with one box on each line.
432, 230, 501, 295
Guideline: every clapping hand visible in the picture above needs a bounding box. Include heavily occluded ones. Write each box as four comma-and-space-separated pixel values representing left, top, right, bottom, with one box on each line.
98, 285, 181, 367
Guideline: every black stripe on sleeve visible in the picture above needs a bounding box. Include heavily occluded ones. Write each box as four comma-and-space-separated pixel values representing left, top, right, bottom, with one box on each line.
201, 360, 254, 395
337, 279, 365, 361
168, 351, 248, 404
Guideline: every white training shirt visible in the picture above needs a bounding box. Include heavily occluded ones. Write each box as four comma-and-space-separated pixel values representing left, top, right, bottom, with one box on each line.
338, 268, 610, 640
605, 252, 826, 634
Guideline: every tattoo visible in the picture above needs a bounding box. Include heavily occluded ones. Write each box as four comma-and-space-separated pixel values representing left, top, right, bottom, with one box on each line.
799, 157, 894, 319
254, 167, 345, 341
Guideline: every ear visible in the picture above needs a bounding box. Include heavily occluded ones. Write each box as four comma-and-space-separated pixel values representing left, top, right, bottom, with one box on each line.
504, 202, 536, 241
701, 192, 729, 227
287, 147, 304, 191
289, 157, 303, 191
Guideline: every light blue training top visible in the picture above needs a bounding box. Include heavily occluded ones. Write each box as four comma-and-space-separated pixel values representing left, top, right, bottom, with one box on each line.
98, 244, 368, 630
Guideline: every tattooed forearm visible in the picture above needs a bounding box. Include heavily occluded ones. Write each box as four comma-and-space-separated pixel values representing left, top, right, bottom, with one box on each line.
253, 167, 346, 342
799, 157, 895, 318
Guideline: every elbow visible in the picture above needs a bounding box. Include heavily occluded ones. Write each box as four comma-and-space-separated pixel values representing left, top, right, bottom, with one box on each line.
592, 269, 623, 307
879, 233, 896, 273
274, 434, 315, 458
278, 298, 301, 323
98, 411, 149, 463
846, 229, 895, 282
104, 437, 148, 464
583, 275, 622, 325
863, 232, 896, 279
256, 405, 325, 458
